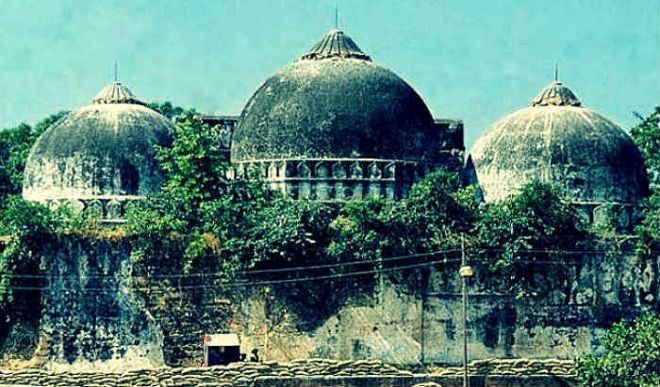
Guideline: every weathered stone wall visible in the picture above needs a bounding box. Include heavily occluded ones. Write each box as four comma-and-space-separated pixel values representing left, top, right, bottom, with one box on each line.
0, 359, 575, 387
11, 237, 659, 369
40, 237, 163, 370
134, 274, 234, 367
33, 238, 234, 368
233, 248, 658, 365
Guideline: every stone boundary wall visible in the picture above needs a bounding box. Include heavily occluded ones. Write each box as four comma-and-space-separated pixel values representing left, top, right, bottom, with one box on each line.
0, 359, 575, 387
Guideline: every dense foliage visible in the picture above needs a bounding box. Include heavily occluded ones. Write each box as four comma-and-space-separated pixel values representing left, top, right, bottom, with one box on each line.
632, 108, 660, 261
148, 101, 188, 121
327, 170, 478, 295
0, 112, 69, 326
635, 193, 660, 259
124, 113, 280, 277
575, 313, 660, 387
328, 170, 473, 267
472, 181, 589, 298
0, 112, 66, 207
631, 107, 660, 188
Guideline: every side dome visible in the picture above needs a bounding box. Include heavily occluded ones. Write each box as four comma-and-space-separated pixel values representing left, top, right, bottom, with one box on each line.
231, 29, 438, 163
23, 82, 174, 218
470, 81, 648, 205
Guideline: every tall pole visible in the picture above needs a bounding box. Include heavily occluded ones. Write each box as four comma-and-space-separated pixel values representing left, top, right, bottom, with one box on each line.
334, 6, 339, 29
462, 239, 468, 387
420, 289, 426, 363
459, 237, 473, 387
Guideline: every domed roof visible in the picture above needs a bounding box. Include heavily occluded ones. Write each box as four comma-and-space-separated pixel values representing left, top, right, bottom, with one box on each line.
231, 29, 438, 163
470, 80, 648, 204
23, 82, 174, 202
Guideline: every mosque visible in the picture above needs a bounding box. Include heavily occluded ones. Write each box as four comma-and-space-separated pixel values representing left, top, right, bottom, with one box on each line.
17, 28, 654, 366
21, 27, 648, 221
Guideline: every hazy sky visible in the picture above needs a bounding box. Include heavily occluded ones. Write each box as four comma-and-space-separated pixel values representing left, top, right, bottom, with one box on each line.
0, 0, 658, 148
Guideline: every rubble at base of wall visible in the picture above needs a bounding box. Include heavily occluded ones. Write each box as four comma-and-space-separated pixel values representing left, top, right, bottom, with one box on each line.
0, 358, 575, 387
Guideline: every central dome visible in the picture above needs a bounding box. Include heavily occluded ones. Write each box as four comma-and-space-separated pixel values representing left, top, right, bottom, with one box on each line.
231, 29, 438, 163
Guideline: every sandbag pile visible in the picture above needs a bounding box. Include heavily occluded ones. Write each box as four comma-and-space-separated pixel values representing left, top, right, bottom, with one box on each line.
0, 358, 574, 387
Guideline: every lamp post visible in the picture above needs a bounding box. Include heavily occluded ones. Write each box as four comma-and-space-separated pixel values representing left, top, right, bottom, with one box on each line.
458, 239, 473, 387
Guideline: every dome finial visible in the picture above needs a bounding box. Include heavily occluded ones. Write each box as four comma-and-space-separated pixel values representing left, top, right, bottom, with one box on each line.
92, 81, 145, 105
299, 29, 371, 61
530, 79, 582, 107
554, 62, 558, 82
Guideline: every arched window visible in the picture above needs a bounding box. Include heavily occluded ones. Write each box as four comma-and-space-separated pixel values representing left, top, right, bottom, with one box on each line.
120, 163, 139, 194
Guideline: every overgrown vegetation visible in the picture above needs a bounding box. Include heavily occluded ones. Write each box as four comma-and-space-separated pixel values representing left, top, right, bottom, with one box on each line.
1, 104, 657, 358
633, 107, 660, 266
472, 181, 589, 298
0, 113, 69, 317
0, 112, 66, 208
631, 107, 660, 188
575, 313, 660, 387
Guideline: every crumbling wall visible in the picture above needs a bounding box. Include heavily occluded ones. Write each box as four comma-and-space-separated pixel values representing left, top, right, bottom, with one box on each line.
38, 237, 237, 369
9, 235, 658, 369
134, 273, 234, 367
40, 237, 163, 370
232, 249, 659, 365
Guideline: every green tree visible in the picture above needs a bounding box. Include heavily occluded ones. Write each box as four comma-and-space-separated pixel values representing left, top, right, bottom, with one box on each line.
328, 170, 476, 265
243, 199, 340, 327
148, 101, 188, 120
575, 313, 660, 387
0, 124, 34, 200
125, 112, 275, 277
0, 196, 85, 333
630, 107, 660, 188
397, 169, 478, 253
327, 197, 395, 265
0, 112, 66, 206
243, 198, 336, 268
472, 181, 589, 298
635, 192, 660, 260
156, 114, 233, 206
327, 170, 478, 295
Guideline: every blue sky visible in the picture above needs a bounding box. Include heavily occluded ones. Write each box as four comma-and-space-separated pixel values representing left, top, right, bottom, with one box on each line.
0, 0, 658, 148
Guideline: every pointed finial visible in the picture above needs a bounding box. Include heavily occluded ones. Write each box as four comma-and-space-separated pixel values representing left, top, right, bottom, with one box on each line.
554, 62, 558, 82
334, 6, 339, 29
114, 61, 118, 82
300, 28, 371, 61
